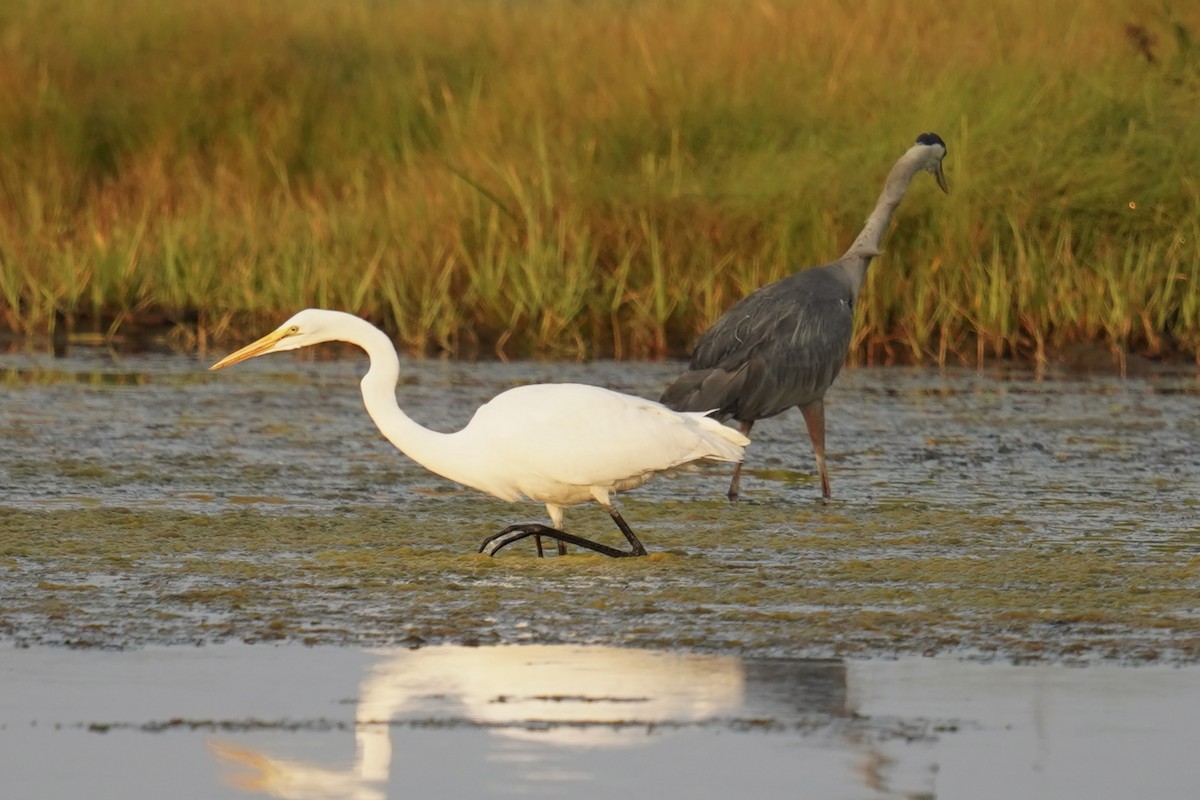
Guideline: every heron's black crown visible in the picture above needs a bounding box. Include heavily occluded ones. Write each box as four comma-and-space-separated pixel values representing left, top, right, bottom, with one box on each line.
915, 132, 946, 148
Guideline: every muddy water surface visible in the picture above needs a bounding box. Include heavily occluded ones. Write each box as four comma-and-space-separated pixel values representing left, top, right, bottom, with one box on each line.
2, 347, 1198, 798
1, 348, 1198, 658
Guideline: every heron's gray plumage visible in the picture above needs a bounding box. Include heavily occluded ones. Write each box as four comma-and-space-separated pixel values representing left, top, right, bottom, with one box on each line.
662, 266, 855, 420
661, 132, 949, 500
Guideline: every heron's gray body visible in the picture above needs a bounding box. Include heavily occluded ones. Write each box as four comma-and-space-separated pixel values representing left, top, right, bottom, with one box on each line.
660, 261, 858, 422
661, 132, 948, 500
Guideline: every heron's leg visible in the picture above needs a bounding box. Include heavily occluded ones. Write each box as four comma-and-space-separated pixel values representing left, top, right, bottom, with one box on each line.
479, 522, 645, 558
726, 419, 755, 503
799, 400, 831, 499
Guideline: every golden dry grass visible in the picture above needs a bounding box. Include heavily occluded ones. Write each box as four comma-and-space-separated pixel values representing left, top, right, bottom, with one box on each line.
0, 0, 1197, 362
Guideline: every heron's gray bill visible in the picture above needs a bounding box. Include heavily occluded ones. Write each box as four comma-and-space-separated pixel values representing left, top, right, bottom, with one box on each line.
934, 163, 949, 194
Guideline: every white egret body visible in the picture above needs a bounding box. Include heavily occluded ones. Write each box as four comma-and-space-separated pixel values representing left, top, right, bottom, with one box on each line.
210, 309, 748, 557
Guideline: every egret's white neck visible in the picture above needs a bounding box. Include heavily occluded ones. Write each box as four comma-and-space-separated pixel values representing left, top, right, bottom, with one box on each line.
338, 316, 466, 484
837, 146, 932, 297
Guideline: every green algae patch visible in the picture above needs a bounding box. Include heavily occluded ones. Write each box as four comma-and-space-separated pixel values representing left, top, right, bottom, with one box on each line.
2, 499, 1198, 663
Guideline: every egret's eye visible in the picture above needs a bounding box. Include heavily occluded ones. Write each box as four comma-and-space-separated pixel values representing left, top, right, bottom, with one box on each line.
288, 325, 300, 334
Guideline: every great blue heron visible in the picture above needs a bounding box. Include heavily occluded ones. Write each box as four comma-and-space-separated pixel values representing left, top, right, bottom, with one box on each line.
660, 133, 948, 502
210, 309, 749, 557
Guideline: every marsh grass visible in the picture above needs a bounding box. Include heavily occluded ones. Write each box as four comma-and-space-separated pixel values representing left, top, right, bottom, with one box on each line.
0, 0, 1197, 362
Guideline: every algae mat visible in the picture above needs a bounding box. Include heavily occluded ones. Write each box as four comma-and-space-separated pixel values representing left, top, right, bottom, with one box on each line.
1, 349, 1197, 660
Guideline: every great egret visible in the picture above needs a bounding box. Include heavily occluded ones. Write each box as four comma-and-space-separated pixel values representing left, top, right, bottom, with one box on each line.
661, 133, 948, 501
210, 309, 748, 557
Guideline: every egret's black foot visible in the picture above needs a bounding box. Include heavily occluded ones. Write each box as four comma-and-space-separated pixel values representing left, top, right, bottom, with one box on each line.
480, 524, 549, 557
530, 534, 567, 557
479, 524, 643, 558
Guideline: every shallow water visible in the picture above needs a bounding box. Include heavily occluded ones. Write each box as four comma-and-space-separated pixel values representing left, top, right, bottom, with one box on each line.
3, 346, 1196, 520
1, 643, 1197, 800
0, 347, 1198, 658
2, 348, 1199, 797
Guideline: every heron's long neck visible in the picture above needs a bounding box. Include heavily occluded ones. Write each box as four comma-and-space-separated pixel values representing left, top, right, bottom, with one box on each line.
838, 148, 928, 297
350, 320, 463, 482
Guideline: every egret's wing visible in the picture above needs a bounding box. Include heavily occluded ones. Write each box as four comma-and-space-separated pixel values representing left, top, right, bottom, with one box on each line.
469, 384, 741, 487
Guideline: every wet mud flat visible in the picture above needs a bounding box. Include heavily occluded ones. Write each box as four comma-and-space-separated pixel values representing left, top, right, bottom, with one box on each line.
0, 350, 1198, 660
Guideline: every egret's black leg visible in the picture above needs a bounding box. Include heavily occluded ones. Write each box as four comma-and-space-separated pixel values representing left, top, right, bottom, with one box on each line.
726, 419, 755, 503
533, 536, 566, 557
479, 517, 646, 559
529, 534, 568, 557
605, 506, 648, 556
799, 400, 831, 499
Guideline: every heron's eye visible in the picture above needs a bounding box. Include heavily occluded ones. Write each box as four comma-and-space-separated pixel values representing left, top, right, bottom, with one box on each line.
288, 325, 300, 334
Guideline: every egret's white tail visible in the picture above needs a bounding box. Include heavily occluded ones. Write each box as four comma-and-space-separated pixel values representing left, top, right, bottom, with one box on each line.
688, 413, 750, 463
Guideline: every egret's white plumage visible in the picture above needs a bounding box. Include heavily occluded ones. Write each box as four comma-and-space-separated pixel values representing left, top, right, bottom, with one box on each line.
210, 309, 748, 557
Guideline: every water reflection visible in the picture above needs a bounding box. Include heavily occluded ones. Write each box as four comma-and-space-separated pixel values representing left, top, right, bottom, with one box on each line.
3, 644, 1198, 800
210, 645, 849, 799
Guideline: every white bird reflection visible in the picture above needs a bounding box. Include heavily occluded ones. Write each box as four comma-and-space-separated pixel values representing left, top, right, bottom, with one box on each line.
211, 644, 847, 799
